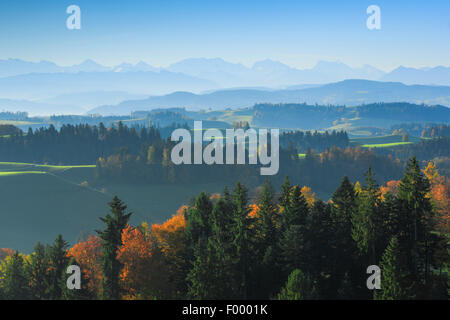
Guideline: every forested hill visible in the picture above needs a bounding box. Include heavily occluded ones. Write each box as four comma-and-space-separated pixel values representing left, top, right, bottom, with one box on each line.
89, 80, 450, 115
251, 102, 450, 129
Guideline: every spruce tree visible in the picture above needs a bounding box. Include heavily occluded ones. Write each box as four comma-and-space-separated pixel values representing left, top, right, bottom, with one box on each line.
2, 251, 30, 300
277, 269, 318, 300
209, 198, 237, 298
330, 176, 357, 297
255, 181, 279, 298
48, 235, 70, 300
185, 192, 213, 249
97, 196, 132, 300
397, 157, 434, 286
186, 238, 218, 299
308, 200, 333, 296
279, 176, 291, 211
28, 242, 50, 299
285, 185, 309, 226
231, 182, 253, 299
257, 181, 277, 252
187, 198, 236, 299
375, 237, 411, 300
352, 168, 383, 265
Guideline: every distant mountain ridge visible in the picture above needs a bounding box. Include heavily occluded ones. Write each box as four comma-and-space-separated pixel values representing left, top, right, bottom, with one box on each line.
89, 80, 450, 115
0, 58, 449, 87
0, 58, 449, 115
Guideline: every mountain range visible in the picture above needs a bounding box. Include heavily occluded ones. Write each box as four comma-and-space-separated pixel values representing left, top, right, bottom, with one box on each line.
0, 57, 449, 89
0, 58, 449, 115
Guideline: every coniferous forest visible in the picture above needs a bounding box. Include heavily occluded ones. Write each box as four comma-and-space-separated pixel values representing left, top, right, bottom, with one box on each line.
0, 154, 448, 300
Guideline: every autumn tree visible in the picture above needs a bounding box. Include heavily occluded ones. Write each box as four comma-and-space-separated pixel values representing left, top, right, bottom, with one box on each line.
68, 235, 103, 296
152, 208, 188, 299
117, 225, 154, 299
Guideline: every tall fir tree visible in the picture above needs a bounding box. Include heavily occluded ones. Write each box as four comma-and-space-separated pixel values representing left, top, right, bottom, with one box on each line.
231, 182, 253, 299
397, 157, 434, 288
185, 192, 213, 250
28, 242, 50, 299
277, 269, 318, 300
96, 196, 132, 300
48, 235, 70, 300
330, 176, 358, 297
1, 251, 30, 300
307, 200, 334, 297
279, 176, 291, 212
375, 237, 412, 300
254, 181, 280, 298
187, 198, 236, 299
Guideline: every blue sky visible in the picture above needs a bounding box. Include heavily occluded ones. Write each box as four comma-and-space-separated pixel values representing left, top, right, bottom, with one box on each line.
0, 0, 449, 71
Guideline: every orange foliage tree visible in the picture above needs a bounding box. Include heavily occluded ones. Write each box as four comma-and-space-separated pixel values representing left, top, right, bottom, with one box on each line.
0, 248, 15, 262
117, 225, 157, 299
67, 235, 103, 296
380, 180, 401, 200
301, 186, 317, 206
151, 206, 188, 298
423, 161, 450, 234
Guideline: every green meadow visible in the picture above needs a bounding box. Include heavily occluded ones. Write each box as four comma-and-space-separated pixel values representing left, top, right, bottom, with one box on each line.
0, 161, 225, 252
350, 134, 424, 149
361, 142, 413, 148
0, 171, 47, 176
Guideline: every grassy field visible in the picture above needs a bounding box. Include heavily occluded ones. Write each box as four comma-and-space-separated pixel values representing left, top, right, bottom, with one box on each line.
361, 142, 413, 148
350, 134, 421, 145
0, 120, 39, 126
0, 161, 226, 252
0, 162, 95, 169
350, 134, 424, 149
0, 171, 47, 176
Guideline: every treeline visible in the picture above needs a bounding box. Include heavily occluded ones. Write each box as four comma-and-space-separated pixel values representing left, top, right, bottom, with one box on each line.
422, 124, 450, 138
372, 137, 450, 162
390, 123, 450, 138
279, 129, 349, 153
252, 103, 346, 129
96, 144, 403, 197
356, 103, 450, 122
0, 122, 168, 164
0, 125, 21, 136
0, 121, 406, 195
0, 158, 448, 300
0, 111, 28, 121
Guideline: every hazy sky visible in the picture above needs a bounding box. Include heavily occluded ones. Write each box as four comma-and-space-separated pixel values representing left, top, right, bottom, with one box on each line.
0, 0, 449, 71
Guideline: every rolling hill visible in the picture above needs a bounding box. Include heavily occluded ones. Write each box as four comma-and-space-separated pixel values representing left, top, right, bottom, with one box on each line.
0, 163, 225, 252
89, 80, 450, 115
